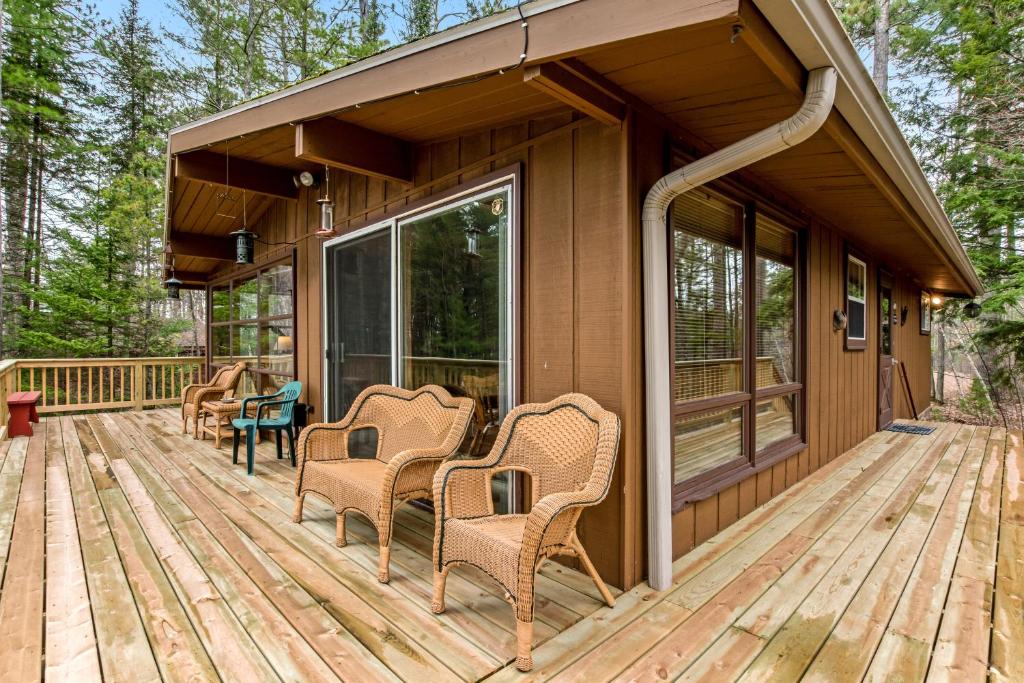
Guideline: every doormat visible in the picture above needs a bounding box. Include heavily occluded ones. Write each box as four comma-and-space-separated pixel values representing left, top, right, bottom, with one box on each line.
886, 423, 936, 435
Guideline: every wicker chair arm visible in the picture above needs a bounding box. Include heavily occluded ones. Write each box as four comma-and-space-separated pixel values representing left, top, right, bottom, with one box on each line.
381, 446, 451, 498
294, 422, 354, 495
181, 382, 214, 415
296, 423, 353, 464
193, 386, 228, 405
517, 490, 594, 572
433, 460, 498, 521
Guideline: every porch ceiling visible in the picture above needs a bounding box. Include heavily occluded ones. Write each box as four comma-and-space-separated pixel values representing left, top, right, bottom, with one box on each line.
164, 1, 974, 295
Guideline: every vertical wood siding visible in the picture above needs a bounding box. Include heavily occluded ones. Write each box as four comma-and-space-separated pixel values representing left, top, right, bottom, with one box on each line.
206, 114, 640, 587
669, 209, 934, 559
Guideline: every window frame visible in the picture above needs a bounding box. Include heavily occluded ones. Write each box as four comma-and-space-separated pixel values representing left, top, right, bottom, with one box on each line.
668, 194, 807, 510
320, 166, 521, 423
845, 248, 868, 351
207, 253, 297, 381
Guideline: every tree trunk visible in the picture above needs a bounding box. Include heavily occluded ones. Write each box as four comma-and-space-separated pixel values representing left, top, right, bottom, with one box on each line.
872, 0, 890, 96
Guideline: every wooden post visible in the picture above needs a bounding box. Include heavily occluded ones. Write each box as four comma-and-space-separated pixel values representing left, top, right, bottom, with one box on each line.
133, 361, 145, 411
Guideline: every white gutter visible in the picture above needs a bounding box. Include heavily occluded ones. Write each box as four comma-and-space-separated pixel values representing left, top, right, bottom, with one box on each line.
643, 66, 837, 591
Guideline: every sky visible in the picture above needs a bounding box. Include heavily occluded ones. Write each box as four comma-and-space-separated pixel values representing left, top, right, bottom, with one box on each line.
90, 0, 467, 51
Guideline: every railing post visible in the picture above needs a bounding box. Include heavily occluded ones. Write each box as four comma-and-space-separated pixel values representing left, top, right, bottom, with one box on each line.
133, 361, 145, 411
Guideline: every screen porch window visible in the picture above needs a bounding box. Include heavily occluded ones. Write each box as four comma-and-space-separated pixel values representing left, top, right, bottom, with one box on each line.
209, 259, 296, 394
846, 254, 867, 349
669, 192, 804, 503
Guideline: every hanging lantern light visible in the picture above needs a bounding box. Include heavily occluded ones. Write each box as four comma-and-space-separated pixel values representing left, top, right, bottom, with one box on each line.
229, 190, 256, 264
164, 252, 182, 299
465, 224, 482, 258
164, 275, 183, 300
964, 301, 982, 319
316, 165, 335, 238
230, 228, 256, 264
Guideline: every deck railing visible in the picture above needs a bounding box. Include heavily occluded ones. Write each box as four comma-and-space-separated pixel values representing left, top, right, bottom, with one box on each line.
0, 357, 206, 426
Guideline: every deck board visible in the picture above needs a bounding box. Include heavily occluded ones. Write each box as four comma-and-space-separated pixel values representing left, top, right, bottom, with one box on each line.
3, 411, 1017, 682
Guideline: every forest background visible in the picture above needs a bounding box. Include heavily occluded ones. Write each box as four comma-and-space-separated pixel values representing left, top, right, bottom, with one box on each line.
0, 0, 1021, 425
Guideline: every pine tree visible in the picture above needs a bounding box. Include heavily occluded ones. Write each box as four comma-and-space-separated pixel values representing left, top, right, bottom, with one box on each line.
0, 0, 93, 356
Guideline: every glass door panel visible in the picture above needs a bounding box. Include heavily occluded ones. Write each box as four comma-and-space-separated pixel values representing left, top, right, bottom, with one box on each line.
325, 228, 392, 423
397, 186, 513, 507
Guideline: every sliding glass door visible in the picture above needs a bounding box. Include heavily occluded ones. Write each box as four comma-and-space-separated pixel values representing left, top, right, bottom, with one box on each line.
324, 226, 393, 421
323, 177, 516, 486
397, 186, 513, 417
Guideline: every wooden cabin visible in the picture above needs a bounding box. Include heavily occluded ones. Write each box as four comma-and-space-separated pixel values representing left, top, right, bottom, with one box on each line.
162, 0, 981, 591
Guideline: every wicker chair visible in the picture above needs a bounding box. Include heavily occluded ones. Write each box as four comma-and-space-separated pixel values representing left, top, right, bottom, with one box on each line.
293, 384, 474, 583
181, 361, 246, 437
430, 393, 620, 671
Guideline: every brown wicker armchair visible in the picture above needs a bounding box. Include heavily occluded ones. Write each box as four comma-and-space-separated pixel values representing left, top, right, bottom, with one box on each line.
293, 384, 474, 583
430, 393, 620, 671
181, 361, 246, 437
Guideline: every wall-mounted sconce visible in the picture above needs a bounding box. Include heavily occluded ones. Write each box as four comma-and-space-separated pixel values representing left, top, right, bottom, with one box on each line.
293, 170, 319, 189
230, 228, 257, 264
833, 309, 847, 332
930, 294, 944, 307
315, 165, 335, 239
900, 305, 909, 326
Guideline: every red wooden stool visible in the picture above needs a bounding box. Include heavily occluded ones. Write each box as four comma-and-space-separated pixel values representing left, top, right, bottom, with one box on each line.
7, 391, 41, 437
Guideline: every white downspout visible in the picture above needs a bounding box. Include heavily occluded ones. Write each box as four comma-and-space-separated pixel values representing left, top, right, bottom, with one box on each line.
643, 66, 838, 590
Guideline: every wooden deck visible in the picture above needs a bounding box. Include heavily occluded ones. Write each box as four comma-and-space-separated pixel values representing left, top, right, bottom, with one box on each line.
0, 412, 1019, 682
0, 409, 616, 682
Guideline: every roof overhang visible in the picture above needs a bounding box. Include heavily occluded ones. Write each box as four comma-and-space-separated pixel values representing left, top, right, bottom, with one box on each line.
752, 0, 981, 295
167, 0, 738, 153
164, 0, 981, 297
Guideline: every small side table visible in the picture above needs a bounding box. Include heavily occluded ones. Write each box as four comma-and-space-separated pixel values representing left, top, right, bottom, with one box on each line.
7, 391, 42, 437
200, 399, 258, 448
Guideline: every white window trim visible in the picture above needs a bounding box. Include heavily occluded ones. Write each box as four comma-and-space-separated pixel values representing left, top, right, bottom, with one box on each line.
321, 175, 518, 423
847, 255, 867, 341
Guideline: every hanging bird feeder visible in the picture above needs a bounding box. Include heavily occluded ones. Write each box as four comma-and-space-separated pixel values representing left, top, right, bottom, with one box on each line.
316, 165, 335, 238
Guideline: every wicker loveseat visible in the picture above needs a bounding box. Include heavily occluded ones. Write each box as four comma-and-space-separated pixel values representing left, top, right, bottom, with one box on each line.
180, 361, 246, 437
430, 392, 621, 672
293, 384, 474, 583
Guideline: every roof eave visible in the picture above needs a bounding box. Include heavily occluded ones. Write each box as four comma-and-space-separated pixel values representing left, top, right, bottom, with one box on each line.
753, 0, 982, 296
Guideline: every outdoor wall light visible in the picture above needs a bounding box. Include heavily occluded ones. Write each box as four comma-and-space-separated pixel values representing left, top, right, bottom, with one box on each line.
164, 275, 182, 300
833, 309, 847, 331
230, 228, 257, 264
316, 165, 335, 238
294, 170, 318, 188
930, 294, 944, 307
965, 301, 982, 319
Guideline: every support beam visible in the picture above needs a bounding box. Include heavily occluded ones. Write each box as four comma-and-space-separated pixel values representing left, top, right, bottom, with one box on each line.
175, 150, 298, 200
295, 118, 413, 185
523, 62, 626, 127
167, 231, 234, 262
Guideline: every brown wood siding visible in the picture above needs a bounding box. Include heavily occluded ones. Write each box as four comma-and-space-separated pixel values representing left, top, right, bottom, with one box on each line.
667, 194, 936, 561
206, 114, 641, 588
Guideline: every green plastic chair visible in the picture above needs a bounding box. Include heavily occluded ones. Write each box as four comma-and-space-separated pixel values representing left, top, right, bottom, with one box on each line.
232, 381, 302, 475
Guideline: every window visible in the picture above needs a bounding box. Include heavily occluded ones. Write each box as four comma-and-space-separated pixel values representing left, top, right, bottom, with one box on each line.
669, 192, 804, 503
209, 258, 296, 394
846, 253, 867, 350
324, 174, 517, 507
920, 291, 932, 334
